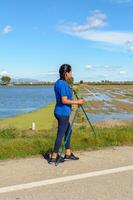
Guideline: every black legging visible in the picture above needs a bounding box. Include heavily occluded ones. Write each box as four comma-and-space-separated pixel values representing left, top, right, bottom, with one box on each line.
53, 114, 72, 153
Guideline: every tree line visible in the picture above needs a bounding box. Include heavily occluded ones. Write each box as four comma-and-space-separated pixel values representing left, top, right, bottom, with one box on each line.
0, 75, 11, 85
0, 75, 133, 86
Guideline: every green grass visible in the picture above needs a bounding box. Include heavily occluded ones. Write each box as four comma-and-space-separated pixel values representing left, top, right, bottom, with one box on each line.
0, 84, 133, 160
0, 126, 133, 160
0, 103, 55, 130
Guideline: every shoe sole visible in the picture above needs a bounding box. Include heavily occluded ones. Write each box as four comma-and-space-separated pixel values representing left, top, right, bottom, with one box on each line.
64, 158, 79, 161
48, 161, 56, 165
48, 160, 64, 165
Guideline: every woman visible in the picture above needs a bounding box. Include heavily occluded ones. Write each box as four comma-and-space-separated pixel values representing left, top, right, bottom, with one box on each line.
48, 64, 84, 164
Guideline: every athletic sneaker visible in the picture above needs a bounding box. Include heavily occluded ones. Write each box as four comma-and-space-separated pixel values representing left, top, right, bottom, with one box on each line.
48, 154, 64, 164
64, 152, 79, 161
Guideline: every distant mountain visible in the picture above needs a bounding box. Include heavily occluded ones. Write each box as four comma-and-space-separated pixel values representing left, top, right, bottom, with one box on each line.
11, 78, 39, 83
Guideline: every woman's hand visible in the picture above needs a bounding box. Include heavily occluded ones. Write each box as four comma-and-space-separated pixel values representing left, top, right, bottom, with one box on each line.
77, 99, 85, 105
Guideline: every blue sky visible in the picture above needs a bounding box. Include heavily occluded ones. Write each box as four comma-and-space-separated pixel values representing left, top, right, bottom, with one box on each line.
0, 0, 133, 82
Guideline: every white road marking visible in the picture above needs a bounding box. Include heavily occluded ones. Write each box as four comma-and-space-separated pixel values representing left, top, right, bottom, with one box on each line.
0, 165, 133, 194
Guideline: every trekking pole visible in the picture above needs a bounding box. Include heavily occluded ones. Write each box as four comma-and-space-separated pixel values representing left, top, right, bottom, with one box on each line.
74, 91, 96, 138
55, 105, 80, 166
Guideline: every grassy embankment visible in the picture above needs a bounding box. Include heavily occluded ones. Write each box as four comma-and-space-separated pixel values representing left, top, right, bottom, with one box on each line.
0, 103, 55, 130
0, 101, 133, 160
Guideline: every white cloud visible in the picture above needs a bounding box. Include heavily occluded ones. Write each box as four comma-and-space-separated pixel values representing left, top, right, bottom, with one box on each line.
0, 70, 9, 76
85, 65, 93, 70
3, 25, 13, 34
129, 46, 133, 51
119, 70, 127, 74
58, 10, 108, 33
64, 30, 133, 45
58, 10, 133, 50
127, 41, 133, 52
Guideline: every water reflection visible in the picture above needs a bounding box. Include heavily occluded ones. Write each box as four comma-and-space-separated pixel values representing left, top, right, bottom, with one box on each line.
0, 86, 55, 118
87, 112, 133, 122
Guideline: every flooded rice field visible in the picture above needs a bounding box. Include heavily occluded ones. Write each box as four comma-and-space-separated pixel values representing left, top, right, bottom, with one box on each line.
79, 84, 133, 122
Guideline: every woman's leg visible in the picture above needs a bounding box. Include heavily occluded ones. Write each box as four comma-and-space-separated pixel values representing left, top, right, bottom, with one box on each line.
64, 122, 72, 153
64, 122, 79, 160
53, 114, 69, 156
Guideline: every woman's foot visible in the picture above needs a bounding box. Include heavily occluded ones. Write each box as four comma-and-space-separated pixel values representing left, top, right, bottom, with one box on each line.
64, 152, 79, 161
48, 154, 64, 164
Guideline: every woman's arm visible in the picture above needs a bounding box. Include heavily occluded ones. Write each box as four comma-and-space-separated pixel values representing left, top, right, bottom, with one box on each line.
62, 96, 84, 105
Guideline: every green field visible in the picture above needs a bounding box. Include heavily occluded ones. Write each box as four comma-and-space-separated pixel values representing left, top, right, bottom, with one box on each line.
0, 103, 55, 130
0, 84, 133, 160
0, 123, 133, 160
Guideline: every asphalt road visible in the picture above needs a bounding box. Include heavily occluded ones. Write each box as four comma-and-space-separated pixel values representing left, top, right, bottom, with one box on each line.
0, 146, 133, 200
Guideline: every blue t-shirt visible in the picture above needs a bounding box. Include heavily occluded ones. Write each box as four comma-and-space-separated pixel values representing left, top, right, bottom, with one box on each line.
54, 79, 73, 116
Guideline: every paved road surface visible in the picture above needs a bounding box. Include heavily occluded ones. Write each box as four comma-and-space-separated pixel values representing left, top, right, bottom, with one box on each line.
0, 146, 133, 200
